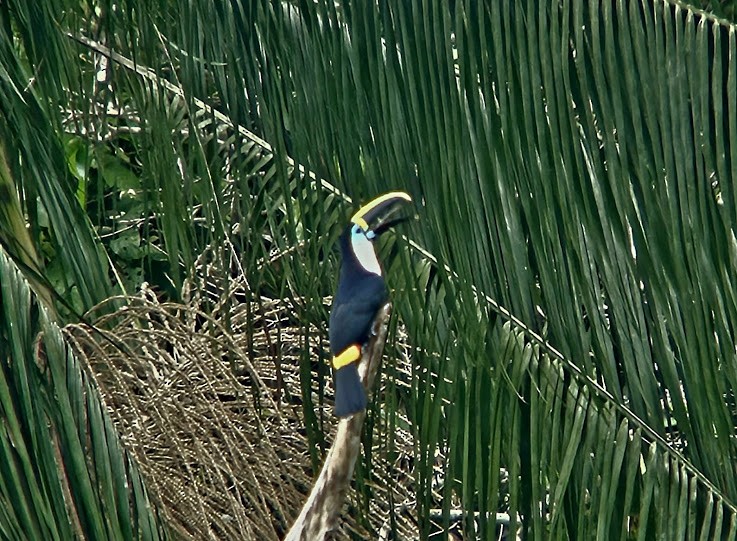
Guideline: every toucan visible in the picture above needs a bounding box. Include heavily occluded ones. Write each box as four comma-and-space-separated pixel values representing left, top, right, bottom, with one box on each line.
329, 191, 412, 417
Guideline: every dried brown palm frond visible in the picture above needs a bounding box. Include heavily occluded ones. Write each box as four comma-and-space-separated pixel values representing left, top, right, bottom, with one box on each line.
64, 248, 419, 540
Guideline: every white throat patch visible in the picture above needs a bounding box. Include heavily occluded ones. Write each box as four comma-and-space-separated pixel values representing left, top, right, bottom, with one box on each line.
351, 232, 382, 275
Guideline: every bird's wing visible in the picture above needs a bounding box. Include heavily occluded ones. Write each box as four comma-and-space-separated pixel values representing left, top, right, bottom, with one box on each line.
329, 276, 387, 354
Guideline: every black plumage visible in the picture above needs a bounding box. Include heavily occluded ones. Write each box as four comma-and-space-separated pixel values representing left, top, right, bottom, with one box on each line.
329, 229, 388, 417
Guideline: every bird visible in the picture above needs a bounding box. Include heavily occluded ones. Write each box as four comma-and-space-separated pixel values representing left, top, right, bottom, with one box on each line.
285, 303, 392, 540
329, 191, 412, 417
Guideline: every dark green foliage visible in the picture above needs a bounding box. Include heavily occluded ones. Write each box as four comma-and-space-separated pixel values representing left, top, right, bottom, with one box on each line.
698, 0, 737, 21
1, 0, 737, 539
0, 251, 169, 540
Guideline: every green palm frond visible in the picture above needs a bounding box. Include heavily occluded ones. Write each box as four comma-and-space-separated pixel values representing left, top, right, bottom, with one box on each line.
1, 0, 737, 539
0, 248, 168, 539
0, 3, 117, 314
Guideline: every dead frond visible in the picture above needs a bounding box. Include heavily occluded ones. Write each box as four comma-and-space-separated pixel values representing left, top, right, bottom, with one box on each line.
65, 249, 419, 540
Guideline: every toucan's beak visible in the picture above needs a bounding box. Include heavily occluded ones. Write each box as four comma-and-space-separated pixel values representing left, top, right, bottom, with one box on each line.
350, 191, 412, 234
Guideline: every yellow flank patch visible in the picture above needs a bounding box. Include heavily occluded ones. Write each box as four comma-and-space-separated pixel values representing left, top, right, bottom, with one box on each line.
332, 344, 362, 369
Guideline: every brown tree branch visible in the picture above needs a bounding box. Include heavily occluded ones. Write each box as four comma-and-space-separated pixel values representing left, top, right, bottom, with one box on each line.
284, 303, 392, 541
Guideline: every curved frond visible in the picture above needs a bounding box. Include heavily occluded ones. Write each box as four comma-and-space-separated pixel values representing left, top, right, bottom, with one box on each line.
2, 0, 737, 538
0, 248, 168, 539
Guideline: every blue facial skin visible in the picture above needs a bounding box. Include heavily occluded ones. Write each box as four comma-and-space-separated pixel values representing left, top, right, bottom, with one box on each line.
351, 223, 376, 240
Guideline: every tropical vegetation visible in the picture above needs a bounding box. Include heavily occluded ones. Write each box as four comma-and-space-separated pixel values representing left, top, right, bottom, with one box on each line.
1, 0, 737, 539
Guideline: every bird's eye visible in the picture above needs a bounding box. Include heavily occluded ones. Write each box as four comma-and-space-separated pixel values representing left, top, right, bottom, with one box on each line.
352, 224, 363, 235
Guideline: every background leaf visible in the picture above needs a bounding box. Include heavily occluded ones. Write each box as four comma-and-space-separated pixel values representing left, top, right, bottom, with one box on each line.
1, 0, 737, 539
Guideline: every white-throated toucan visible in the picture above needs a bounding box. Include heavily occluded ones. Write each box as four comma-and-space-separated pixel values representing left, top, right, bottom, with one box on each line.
329, 191, 412, 417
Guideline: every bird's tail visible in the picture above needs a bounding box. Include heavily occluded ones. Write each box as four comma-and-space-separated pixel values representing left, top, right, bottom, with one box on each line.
334, 363, 367, 417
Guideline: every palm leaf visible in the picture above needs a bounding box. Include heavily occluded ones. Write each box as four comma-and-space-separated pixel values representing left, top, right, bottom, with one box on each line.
0, 247, 169, 539
0, 2, 119, 313
2, 0, 737, 539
